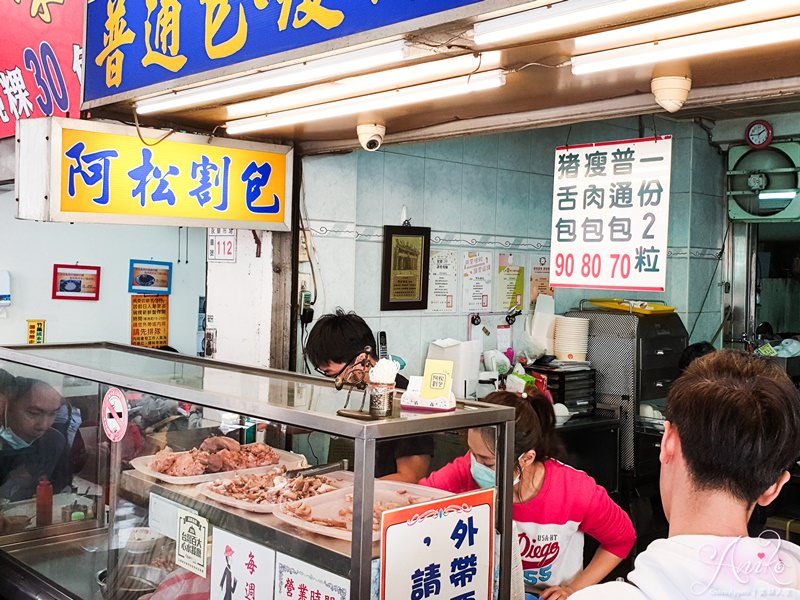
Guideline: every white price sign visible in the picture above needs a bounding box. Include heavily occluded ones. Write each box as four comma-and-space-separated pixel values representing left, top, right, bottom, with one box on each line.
549, 136, 672, 291
381, 489, 494, 600
208, 228, 237, 262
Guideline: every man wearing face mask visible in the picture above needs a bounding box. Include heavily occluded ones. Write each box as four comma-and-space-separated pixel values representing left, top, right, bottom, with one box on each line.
0, 375, 71, 501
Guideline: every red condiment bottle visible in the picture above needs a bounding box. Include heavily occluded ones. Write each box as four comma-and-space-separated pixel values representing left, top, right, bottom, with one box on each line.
36, 477, 53, 527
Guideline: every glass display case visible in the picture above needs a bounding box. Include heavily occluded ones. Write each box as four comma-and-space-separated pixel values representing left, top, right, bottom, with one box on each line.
0, 342, 515, 600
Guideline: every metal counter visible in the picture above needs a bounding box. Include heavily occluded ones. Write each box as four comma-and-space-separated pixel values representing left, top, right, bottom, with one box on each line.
0, 342, 517, 599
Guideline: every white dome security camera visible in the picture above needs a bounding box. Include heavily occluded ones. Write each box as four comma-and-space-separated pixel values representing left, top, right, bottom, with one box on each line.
357, 123, 385, 151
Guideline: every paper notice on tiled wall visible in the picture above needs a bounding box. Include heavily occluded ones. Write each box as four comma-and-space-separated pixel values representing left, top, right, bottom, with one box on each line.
462, 251, 492, 312
428, 249, 458, 313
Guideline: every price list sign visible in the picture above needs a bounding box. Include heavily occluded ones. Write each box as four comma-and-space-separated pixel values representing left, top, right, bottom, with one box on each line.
549, 136, 672, 291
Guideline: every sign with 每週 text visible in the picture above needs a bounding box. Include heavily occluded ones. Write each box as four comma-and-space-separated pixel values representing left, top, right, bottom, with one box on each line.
210, 528, 275, 600
16, 117, 292, 230
83, 0, 484, 105
549, 136, 672, 291
381, 488, 494, 600
0, 0, 83, 139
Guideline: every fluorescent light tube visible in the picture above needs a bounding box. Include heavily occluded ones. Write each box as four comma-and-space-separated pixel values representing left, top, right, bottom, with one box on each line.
573, 0, 800, 54
571, 15, 800, 75
136, 41, 433, 115
758, 190, 797, 201
226, 52, 502, 119
473, 0, 686, 46
225, 70, 506, 135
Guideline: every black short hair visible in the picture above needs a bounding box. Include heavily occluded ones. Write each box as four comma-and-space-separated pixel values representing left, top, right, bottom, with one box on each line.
304, 308, 377, 368
678, 341, 716, 371
667, 349, 800, 505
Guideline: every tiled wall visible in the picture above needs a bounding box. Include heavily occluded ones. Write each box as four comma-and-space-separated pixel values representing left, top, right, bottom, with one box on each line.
299, 116, 726, 376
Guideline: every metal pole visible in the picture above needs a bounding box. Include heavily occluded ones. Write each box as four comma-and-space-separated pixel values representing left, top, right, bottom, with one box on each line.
497, 418, 515, 599
106, 430, 122, 592
351, 436, 376, 598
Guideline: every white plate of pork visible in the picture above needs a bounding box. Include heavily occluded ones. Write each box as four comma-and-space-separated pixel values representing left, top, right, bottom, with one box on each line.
129, 436, 308, 485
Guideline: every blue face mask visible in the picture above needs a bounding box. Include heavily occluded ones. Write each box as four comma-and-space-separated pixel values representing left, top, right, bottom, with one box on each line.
470, 453, 496, 488
0, 426, 32, 450
470, 453, 522, 489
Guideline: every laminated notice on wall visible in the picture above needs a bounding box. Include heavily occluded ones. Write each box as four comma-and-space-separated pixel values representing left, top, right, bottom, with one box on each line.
131, 295, 169, 348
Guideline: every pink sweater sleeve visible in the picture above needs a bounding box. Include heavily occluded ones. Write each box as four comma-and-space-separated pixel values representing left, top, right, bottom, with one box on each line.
418, 453, 477, 494
579, 478, 636, 558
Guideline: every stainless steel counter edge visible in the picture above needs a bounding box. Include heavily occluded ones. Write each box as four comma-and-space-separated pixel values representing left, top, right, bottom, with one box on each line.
0, 344, 516, 438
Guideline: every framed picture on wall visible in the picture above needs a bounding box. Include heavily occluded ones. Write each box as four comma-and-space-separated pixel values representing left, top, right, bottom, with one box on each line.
52, 264, 101, 300
128, 260, 172, 295
380, 225, 431, 311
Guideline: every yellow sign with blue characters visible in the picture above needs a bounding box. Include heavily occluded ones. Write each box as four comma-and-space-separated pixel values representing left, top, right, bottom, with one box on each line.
25, 118, 293, 229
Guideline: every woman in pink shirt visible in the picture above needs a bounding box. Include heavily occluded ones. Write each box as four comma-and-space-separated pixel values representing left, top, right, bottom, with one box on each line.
419, 391, 635, 599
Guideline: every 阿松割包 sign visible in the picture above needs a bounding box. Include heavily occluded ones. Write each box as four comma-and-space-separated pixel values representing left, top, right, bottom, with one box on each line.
84, 0, 483, 104
16, 117, 292, 230
0, 0, 83, 139
549, 136, 673, 292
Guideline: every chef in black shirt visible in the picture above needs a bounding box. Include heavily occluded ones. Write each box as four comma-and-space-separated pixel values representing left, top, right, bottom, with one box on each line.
305, 309, 434, 482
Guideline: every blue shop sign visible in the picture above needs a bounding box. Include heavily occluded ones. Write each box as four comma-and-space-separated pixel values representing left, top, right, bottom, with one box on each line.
84, 0, 484, 104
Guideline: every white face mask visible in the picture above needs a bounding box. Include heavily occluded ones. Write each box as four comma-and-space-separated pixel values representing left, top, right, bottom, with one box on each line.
0, 426, 32, 450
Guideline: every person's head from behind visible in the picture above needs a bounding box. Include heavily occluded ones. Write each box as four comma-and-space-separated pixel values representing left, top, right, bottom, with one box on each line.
305, 308, 377, 377
661, 349, 800, 519
468, 390, 560, 491
5, 378, 63, 444
678, 341, 716, 371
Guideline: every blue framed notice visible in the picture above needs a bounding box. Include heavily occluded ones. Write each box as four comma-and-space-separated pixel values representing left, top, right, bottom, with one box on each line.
128, 260, 172, 295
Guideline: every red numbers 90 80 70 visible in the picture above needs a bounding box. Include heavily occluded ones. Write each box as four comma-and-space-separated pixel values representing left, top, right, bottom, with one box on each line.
553, 253, 630, 280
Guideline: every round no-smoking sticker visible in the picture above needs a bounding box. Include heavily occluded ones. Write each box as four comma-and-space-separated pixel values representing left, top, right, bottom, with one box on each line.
102, 387, 128, 443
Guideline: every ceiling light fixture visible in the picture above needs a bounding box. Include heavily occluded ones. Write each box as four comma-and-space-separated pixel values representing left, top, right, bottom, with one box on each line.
225, 69, 507, 135
225, 51, 502, 119
573, 0, 800, 55
135, 41, 434, 115
472, 0, 688, 46
571, 15, 800, 75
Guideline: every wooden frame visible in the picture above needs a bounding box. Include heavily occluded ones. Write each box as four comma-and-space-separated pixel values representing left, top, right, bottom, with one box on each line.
128, 259, 172, 295
52, 264, 101, 300
380, 225, 430, 311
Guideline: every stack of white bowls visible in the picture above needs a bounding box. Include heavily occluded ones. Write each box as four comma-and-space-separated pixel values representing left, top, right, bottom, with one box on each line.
554, 316, 590, 361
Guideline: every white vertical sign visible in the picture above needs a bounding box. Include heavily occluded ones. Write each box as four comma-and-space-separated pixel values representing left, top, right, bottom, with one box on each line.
208, 228, 237, 262
381, 489, 495, 600
428, 249, 458, 313
210, 528, 275, 600
176, 508, 209, 577
549, 136, 672, 291
462, 251, 493, 312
